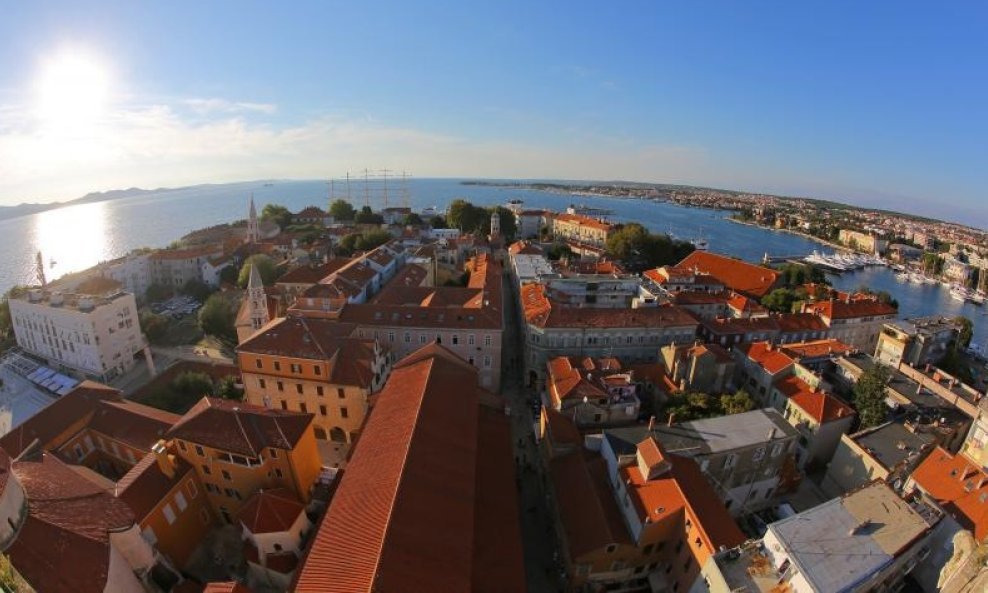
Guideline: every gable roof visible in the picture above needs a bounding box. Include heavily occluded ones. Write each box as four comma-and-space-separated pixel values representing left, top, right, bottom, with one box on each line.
167, 398, 313, 457
804, 298, 898, 320
739, 342, 795, 375
675, 251, 780, 297
294, 343, 523, 593
911, 448, 988, 541
775, 375, 855, 424
85, 399, 180, 452
550, 451, 633, 558
115, 451, 194, 520
0, 380, 121, 458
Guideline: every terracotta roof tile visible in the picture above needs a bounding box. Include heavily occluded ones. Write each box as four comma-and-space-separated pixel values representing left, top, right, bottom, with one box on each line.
554, 213, 615, 232
775, 375, 855, 424
739, 342, 795, 375
294, 343, 523, 592
804, 298, 898, 320
116, 451, 193, 519
911, 448, 988, 541
550, 452, 632, 558
0, 381, 121, 458
86, 400, 180, 452
6, 453, 136, 593
277, 259, 352, 285
779, 338, 854, 360
237, 488, 304, 534
167, 397, 313, 457
675, 251, 780, 297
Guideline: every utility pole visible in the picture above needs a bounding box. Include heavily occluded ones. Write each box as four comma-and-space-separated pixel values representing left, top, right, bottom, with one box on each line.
380, 168, 392, 210
363, 168, 370, 209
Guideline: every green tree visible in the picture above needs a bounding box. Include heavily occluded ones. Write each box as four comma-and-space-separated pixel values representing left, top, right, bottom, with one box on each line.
139, 311, 169, 345
355, 229, 393, 251
145, 283, 173, 303
0, 297, 10, 339
261, 204, 293, 229
355, 206, 384, 225
181, 279, 213, 302
219, 264, 240, 286
198, 294, 236, 342
546, 243, 574, 261
852, 364, 890, 429
761, 288, 797, 313
216, 375, 245, 401
329, 199, 356, 221
429, 215, 448, 229
955, 316, 974, 350
403, 212, 424, 226
720, 389, 756, 415
238, 254, 278, 288
605, 223, 694, 272
447, 199, 486, 232
172, 371, 215, 397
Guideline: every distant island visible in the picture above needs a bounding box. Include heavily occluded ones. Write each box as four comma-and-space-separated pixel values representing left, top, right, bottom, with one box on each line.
0, 187, 172, 222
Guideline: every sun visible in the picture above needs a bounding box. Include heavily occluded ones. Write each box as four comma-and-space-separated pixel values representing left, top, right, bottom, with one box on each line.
36, 50, 110, 129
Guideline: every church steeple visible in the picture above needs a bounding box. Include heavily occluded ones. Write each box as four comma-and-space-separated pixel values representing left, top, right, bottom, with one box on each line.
247, 194, 259, 244
246, 263, 269, 331
490, 210, 500, 238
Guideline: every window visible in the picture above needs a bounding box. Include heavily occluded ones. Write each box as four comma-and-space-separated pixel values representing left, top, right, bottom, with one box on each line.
316, 385, 324, 396
222, 470, 232, 481
484, 355, 491, 368
163, 504, 177, 525
258, 378, 266, 389
605, 544, 617, 554
187, 480, 198, 498
175, 491, 188, 512
274, 361, 281, 371
195, 445, 205, 457
320, 405, 327, 416
452, 335, 459, 345
338, 388, 345, 399
255, 359, 262, 369
388, 331, 395, 343
270, 449, 278, 459
142, 526, 158, 546
341, 407, 349, 419
275, 468, 284, 478
290, 363, 301, 373
485, 335, 492, 347
723, 454, 737, 469
752, 447, 766, 463
74, 444, 84, 461
468, 334, 475, 345
280, 400, 288, 410
404, 332, 411, 343
296, 384, 304, 395
202, 464, 211, 475
420, 334, 427, 344
277, 381, 284, 392
314, 365, 321, 376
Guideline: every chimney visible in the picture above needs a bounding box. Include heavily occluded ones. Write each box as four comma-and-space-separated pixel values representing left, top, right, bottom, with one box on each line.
768, 427, 777, 440
152, 440, 176, 479
648, 415, 656, 432
667, 412, 676, 426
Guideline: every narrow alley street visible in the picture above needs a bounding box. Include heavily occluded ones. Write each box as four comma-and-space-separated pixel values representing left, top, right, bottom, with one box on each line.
501, 268, 566, 593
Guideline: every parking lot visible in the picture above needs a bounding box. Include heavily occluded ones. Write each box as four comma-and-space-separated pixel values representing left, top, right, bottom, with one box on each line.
150, 295, 202, 319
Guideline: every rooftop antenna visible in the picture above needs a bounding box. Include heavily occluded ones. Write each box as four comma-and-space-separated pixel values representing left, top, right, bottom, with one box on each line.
401, 170, 411, 209
363, 168, 370, 209
380, 168, 392, 210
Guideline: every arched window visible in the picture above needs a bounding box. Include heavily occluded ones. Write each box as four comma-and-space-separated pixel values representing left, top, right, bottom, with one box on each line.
329, 427, 347, 443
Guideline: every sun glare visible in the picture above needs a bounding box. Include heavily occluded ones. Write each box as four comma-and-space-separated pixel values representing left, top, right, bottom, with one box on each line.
36, 51, 110, 129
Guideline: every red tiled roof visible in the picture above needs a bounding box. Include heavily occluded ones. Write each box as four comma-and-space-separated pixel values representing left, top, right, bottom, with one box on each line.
86, 399, 180, 452
546, 357, 607, 407
554, 212, 615, 232
779, 339, 854, 360
149, 245, 223, 260
675, 251, 780, 297
543, 407, 583, 447
550, 452, 632, 558
167, 398, 313, 457
203, 583, 253, 593
775, 376, 855, 424
739, 342, 795, 375
7, 453, 136, 593
116, 451, 194, 519
237, 488, 304, 534
727, 292, 767, 314
237, 317, 378, 387
0, 381, 121, 458
673, 291, 731, 306
804, 298, 898, 320
702, 316, 781, 336
277, 259, 352, 285
508, 240, 543, 255
294, 344, 523, 592
524, 286, 698, 329
776, 312, 830, 332
911, 448, 988, 542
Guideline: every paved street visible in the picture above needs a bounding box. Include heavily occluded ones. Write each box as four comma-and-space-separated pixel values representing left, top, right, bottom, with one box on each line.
501, 268, 565, 593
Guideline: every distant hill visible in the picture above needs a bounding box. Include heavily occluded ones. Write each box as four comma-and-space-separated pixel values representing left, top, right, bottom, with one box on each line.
0, 186, 172, 222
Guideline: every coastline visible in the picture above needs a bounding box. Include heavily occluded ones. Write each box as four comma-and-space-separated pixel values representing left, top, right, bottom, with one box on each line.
726, 218, 851, 254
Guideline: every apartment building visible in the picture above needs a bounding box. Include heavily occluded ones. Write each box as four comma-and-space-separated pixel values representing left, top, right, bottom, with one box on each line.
521, 282, 699, 386
547, 424, 745, 592
9, 288, 150, 381
604, 409, 800, 517
801, 297, 897, 352
236, 315, 391, 465
165, 398, 321, 522
545, 355, 640, 427
292, 344, 525, 593
96, 252, 152, 297
551, 212, 615, 247
660, 342, 735, 394
696, 482, 938, 593
839, 228, 888, 254
149, 244, 225, 288
874, 316, 961, 368
672, 251, 781, 298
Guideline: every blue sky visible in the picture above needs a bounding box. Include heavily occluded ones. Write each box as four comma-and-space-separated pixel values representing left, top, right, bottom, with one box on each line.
1, 2, 986, 226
